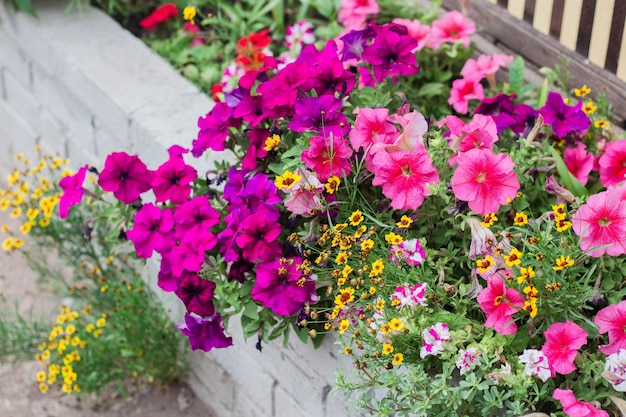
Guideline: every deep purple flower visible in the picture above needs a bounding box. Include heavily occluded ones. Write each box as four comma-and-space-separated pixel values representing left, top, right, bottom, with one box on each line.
217, 225, 242, 262
235, 212, 282, 262
307, 41, 356, 96
59, 165, 88, 219
340, 26, 376, 61
250, 257, 317, 316
228, 259, 254, 283
223, 167, 250, 205
362, 24, 419, 83
178, 313, 233, 351
152, 146, 197, 205
175, 273, 216, 317
240, 174, 282, 215
289, 96, 349, 138
232, 91, 266, 127
539, 92, 590, 138
174, 196, 220, 241
98, 152, 152, 204
192, 102, 240, 157
126, 203, 175, 258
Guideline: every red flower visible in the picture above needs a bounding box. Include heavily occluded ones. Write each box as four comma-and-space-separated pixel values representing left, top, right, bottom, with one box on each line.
235, 29, 272, 71
139, 3, 178, 31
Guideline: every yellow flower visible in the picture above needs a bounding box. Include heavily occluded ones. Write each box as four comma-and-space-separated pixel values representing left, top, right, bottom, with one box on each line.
2, 237, 14, 251
348, 210, 364, 226
476, 255, 495, 274
0, 199, 10, 211
96, 317, 107, 328
523, 300, 538, 317
513, 212, 528, 226
392, 353, 404, 365
325, 176, 340, 194
523, 285, 538, 299
36, 371, 46, 383
13, 238, 23, 249
353, 225, 367, 239
39, 218, 50, 228
274, 170, 301, 190
341, 265, 353, 278
582, 100, 597, 115
594, 119, 609, 129
335, 252, 348, 265
555, 217, 572, 232
574, 85, 591, 97
9, 207, 21, 219
369, 259, 385, 278
19, 222, 32, 235
343, 347, 352, 355
7, 170, 19, 186
375, 299, 385, 310
0, 224, 8, 232
517, 266, 535, 284
388, 318, 404, 331
385, 232, 403, 245
360, 239, 374, 252
183, 5, 196, 23
369, 286, 376, 295
552, 204, 566, 219
396, 215, 413, 228
553, 255, 575, 271
339, 319, 350, 334
505, 248, 523, 267
85, 324, 95, 333
481, 213, 498, 228
263, 134, 281, 151
334, 287, 355, 308
382, 343, 394, 355
26, 207, 39, 220
39, 383, 49, 394
65, 324, 76, 335
62, 383, 73, 394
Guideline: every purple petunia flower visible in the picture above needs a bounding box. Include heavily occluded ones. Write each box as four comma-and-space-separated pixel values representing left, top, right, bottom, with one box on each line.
98, 152, 152, 204
539, 92, 590, 138
165, 231, 216, 276
235, 212, 282, 262
126, 203, 175, 258
250, 257, 317, 316
362, 24, 419, 83
241, 128, 270, 170
175, 273, 216, 317
307, 41, 356, 96
192, 102, 241, 157
59, 165, 88, 219
289, 95, 349, 138
174, 195, 221, 241
474, 93, 538, 134
340, 26, 376, 61
152, 146, 197, 205
178, 312, 233, 351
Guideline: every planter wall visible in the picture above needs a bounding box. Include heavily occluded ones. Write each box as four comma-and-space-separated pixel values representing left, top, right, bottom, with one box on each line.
0, 2, 355, 416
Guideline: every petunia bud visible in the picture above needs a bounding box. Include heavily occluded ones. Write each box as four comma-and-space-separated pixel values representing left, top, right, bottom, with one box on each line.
545, 175, 575, 203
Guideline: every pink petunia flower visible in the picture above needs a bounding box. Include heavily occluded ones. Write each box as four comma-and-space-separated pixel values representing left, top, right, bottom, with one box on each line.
126, 203, 175, 258
371, 146, 440, 210
282, 168, 325, 215
477, 275, 524, 335
98, 152, 153, 204
152, 146, 197, 205
430, 10, 476, 49
301, 134, 353, 182
420, 322, 451, 358
235, 212, 282, 263
552, 389, 609, 417
460, 53, 513, 82
58, 165, 88, 219
599, 139, 626, 187
564, 144, 595, 186
456, 347, 480, 375
440, 114, 499, 166
542, 321, 587, 375
572, 191, 626, 257
349, 107, 398, 154
385, 110, 428, 153
451, 148, 520, 216
448, 77, 484, 114
338, 0, 379, 30
594, 300, 626, 355
389, 239, 426, 266
391, 283, 427, 310
391, 18, 431, 51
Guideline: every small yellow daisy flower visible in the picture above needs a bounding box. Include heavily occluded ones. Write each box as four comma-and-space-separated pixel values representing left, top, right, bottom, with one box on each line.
582, 100, 597, 115
574, 85, 591, 97
594, 119, 609, 129
523, 300, 538, 317
476, 255, 495, 274
369, 259, 385, 277
505, 248, 523, 267
392, 353, 404, 365
555, 217, 572, 232
513, 212, 528, 226
388, 318, 404, 331
335, 252, 348, 265
274, 171, 301, 190
382, 343, 394, 355
482, 213, 498, 228
517, 266, 535, 284
325, 176, 340, 194
385, 232, 403, 245
553, 255, 575, 271
263, 134, 281, 151
360, 239, 374, 252
348, 210, 364, 226
36, 371, 46, 383
396, 215, 413, 228
183, 5, 196, 23
339, 319, 350, 334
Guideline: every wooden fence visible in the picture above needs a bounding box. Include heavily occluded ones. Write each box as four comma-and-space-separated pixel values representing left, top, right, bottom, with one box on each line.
442, 0, 626, 125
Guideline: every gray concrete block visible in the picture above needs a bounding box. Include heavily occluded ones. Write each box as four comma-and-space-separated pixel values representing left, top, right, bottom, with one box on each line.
0, 98, 39, 155
274, 384, 313, 417
0, 32, 32, 89
187, 353, 234, 417
2, 70, 40, 122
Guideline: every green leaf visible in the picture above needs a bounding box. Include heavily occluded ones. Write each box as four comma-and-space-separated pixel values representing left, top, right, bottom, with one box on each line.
547, 146, 587, 197
243, 301, 260, 320
509, 56, 525, 94
13, 0, 37, 17
417, 83, 445, 98
537, 78, 549, 108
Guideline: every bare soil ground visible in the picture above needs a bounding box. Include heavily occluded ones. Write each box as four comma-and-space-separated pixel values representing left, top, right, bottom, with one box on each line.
0, 210, 215, 417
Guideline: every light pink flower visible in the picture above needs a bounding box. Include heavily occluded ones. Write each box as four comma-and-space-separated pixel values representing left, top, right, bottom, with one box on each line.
389, 239, 426, 266
338, 0, 379, 30
385, 110, 428, 153
595, 301, 626, 356
282, 168, 325, 215
392, 18, 431, 50
371, 146, 439, 210
391, 283, 427, 310
451, 148, 520, 216
448, 78, 484, 114
477, 275, 524, 335
542, 321, 587, 375
553, 389, 609, 417
430, 10, 476, 48
518, 349, 551, 382
349, 107, 398, 154
599, 139, 626, 187
420, 322, 450, 358
564, 144, 595, 186
460, 53, 513, 81
440, 114, 499, 166
456, 347, 480, 375
572, 191, 626, 257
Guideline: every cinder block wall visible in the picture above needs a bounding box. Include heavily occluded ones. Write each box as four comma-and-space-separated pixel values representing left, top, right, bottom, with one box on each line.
0, 2, 355, 416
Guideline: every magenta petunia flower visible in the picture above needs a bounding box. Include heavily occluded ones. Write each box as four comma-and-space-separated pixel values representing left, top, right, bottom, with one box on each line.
564, 144, 594, 186
451, 148, 520, 216
391, 283, 427, 310
542, 321, 587, 375
157, 256, 179, 292
430, 10, 476, 48
58, 165, 88, 219
164, 231, 216, 276
177, 312, 233, 351
250, 257, 317, 316
152, 146, 197, 205
539, 92, 591, 138
572, 191, 626, 257
553, 389, 609, 417
192, 102, 239, 157
174, 196, 221, 241
126, 203, 175, 258
98, 152, 152, 204
594, 300, 626, 355
175, 273, 216, 317
371, 146, 439, 210
308, 41, 356, 96
301, 134, 353, 182
477, 275, 524, 335
349, 107, 398, 154
289, 95, 349, 139
235, 212, 282, 263
448, 77, 484, 114
598, 139, 626, 187
361, 24, 419, 83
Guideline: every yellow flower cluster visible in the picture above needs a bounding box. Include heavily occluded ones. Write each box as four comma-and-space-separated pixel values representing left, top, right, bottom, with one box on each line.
552, 204, 572, 233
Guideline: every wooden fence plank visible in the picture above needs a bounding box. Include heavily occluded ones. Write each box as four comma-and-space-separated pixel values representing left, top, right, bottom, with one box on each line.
576, 0, 596, 57
588, 0, 615, 67
442, 0, 626, 124
605, 1, 626, 73
617, 22, 626, 80
533, 0, 554, 34
550, 0, 565, 38
560, 0, 583, 50
508, 0, 526, 20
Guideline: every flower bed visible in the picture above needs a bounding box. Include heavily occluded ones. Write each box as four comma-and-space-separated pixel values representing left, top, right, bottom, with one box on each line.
3, 1, 626, 416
